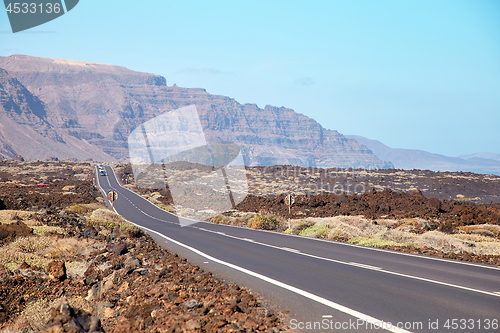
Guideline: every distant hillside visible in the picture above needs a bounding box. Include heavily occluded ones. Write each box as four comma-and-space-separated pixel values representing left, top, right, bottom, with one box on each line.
347, 135, 500, 176
0, 68, 112, 161
0, 54, 391, 169
460, 152, 500, 162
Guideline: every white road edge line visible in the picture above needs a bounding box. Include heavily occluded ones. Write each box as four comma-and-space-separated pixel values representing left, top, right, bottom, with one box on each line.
108, 166, 500, 272
128, 222, 411, 333
195, 226, 500, 299
97, 167, 411, 333
98, 167, 500, 298
99, 167, 500, 299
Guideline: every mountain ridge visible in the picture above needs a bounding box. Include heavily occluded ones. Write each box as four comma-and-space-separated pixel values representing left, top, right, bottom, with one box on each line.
347, 135, 500, 176
0, 54, 391, 169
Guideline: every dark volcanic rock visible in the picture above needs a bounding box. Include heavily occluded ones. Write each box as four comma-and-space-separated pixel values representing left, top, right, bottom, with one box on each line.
83, 227, 96, 238
40, 298, 103, 333
236, 189, 500, 231
106, 242, 127, 255
0, 221, 33, 244
84, 264, 102, 286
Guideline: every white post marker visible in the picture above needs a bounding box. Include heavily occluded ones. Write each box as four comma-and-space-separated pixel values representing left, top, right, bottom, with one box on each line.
285, 194, 295, 227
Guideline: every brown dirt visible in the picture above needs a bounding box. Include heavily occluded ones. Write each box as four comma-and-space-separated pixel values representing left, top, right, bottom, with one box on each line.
0, 160, 99, 211
236, 189, 500, 233
0, 212, 289, 332
0, 161, 290, 332
115, 162, 500, 266
247, 166, 500, 204
0, 221, 33, 245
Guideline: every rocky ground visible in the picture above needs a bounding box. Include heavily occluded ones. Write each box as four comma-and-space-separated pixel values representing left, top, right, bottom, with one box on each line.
115, 163, 500, 205
113, 163, 500, 267
236, 189, 500, 231
244, 166, 500, 204
0, 161, 289, 332
2, 160, 500, 332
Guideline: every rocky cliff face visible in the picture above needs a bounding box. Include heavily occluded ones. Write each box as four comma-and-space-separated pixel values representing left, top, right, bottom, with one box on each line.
0, 68, 112, 161
0, 54, 392, 169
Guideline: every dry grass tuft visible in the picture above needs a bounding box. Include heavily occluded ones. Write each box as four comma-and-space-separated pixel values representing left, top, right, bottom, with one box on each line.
65, 261, 90, 280
457, 224, 500, 236
32, 225, 65, 236
327, 223, 367, 240
282, 215, 500, 256
66, 203, 104, 215
0, 236, 53, 270
89, 208, 141, 237
0, 235, 100, 271
42, 238, 96, 260
11, 236, 52, 253
0, 298, 63, 332
0, 210, 38, 226
288, 220, 316, 235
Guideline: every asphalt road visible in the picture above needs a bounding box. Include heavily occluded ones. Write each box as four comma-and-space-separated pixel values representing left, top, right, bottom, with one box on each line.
97, 166, 500, 333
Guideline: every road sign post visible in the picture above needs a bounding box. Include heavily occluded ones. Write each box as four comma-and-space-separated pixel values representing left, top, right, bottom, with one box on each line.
284, 194, 295, 229
107, 190, 118, 211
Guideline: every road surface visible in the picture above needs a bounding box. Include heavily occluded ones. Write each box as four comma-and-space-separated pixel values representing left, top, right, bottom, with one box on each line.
96, 166, 500, 333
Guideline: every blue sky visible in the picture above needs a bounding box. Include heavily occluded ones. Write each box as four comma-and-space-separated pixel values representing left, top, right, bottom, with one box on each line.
1, 0, 499, 156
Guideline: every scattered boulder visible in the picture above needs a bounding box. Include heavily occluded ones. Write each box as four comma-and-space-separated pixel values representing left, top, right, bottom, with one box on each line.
428, 197, 441, 210
83, 227, 96, 238
106, 242, 127, 255
0, 221, 33, 244
124, 256, 141, 272
185, 319, 202, 330
84, 264, 102, 286
48, 261, 67, 281
40, 297, 103, 333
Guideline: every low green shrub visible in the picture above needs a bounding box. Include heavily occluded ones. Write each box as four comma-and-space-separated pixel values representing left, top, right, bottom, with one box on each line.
348, 237, 400, 248
299, 224, 330, 238
88, 208, 142, 237
32, 225, 65, 236
247, 214, 285, 231
289, 220, 316, 235
0, 237, 52, 270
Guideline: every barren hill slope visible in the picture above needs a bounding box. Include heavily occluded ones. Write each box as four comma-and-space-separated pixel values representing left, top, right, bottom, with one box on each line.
347, 135, 500, 176
0, 55, 391, 169
0, 68, 112, 161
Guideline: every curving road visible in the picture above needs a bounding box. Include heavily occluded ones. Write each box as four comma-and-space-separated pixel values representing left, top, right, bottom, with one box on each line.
96, 166, 500, 333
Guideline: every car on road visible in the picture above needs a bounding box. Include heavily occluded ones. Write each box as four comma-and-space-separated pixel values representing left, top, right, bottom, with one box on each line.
37, 181, 50, 186
99, 170, 106, 176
